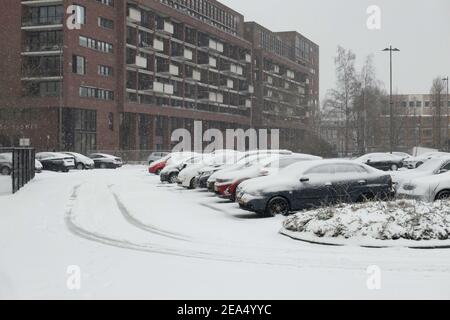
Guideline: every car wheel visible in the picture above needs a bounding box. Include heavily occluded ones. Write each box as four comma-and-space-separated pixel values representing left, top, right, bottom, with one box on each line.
265, 197, 290, 217
435, 190, 450, 201
189, 178, 196, 189
0, 166, 11, 175
415, 162, 423, 168
169, 173, 178, 184
100, 163, 107, 169
390, 164, 399, 171
76, 163, 84, 170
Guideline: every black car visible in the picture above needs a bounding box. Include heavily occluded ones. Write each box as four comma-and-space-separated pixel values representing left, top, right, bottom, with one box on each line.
89, 153, 123, 169
355, 153, 404, 171
236, 160, 393, 217
35, 152, 76, 172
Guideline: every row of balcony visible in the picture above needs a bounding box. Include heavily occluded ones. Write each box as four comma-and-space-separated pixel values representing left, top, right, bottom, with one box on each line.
132, 82, 252, 107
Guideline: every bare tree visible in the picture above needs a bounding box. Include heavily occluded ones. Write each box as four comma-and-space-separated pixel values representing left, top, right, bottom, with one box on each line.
326, 46, 359, 156
430, 77, 446, 149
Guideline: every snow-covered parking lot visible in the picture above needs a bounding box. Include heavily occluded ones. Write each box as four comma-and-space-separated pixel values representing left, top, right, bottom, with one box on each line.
1, 165, 450, 299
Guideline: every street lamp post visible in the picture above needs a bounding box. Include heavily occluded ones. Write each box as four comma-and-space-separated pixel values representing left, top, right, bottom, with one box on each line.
444, 76, 449, 151
382, 46, 400, 154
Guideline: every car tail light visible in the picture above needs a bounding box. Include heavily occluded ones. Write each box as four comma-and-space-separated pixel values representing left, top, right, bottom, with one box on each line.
260, 169, 269, 176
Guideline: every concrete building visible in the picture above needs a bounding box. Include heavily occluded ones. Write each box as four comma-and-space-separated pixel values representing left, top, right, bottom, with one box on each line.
0, 0, 319, 157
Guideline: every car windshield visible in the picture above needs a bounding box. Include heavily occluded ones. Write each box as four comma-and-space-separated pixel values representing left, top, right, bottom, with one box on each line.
416, 158, 449, 171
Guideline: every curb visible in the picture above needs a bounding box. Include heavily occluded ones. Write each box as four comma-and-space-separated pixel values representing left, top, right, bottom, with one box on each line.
279, 228, 450, 250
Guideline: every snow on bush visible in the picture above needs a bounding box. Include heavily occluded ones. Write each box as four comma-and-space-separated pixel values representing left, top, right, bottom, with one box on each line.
283, 200, 450, 241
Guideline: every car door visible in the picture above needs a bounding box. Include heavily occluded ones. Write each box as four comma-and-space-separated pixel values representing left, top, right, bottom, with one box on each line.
332, 164, 369, 202
292, 164, 336, 210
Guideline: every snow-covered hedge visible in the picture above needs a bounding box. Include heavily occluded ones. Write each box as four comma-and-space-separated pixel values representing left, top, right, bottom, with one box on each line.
283, 200, 450, 241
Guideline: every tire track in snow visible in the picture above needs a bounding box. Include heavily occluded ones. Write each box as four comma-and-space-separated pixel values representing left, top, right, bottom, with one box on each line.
64, 184, 339, 269
107, 185, 192, 242
64, 184, 450, 274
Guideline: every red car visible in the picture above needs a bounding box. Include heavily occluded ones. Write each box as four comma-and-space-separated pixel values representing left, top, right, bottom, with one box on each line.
149, 158, 168, 175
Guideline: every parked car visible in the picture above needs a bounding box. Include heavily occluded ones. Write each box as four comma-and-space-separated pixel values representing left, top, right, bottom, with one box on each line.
35, 159, 43, 173
147, 152, 170, 165
149, 152, 198, 175
396, 170, 450, 202
89, 153, 123, 169
236, 160, 393, 217
177, 150, 241, 189
202, 150, 296, 190
391, 156, 450, 187
214, 154, 319, 201
0, 153, 43, 174
402, 152, 450, 169
160, 154, 203, 183
355, 153, 404, 171
36, 152, 76, 172
0, 153, 12, 175
62, 152, 95, 170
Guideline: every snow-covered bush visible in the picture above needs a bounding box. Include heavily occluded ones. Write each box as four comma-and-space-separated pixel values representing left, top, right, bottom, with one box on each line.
282, 200, 450, 241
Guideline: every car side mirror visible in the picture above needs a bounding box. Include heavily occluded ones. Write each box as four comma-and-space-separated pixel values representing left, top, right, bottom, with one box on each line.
300, 177, 310, 183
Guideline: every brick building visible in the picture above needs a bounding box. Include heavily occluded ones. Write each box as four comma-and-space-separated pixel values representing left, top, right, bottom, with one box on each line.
0, 0, 319, 157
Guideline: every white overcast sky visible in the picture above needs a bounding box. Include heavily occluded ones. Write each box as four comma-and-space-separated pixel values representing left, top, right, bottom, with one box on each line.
220, 0, 450, 102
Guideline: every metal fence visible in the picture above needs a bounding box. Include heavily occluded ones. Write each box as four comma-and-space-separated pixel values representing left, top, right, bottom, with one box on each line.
0, 148, 35, 194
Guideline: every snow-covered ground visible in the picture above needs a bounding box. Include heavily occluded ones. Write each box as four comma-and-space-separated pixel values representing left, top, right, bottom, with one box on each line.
0, 175, 11, 195
1, 165, 450, 299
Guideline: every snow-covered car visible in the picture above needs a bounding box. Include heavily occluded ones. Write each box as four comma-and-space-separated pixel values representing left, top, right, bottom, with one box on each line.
34, 159, 43, 173
0, 153, 12, 175
236, 160, 393, 217
402, 152, 450, 169
147, 152, 170, 165
200, 150, 296, 190
149, 152, 197, 175
36, 152, 76, 172
62, 152, 95, 170
1, 153, 43, 174
89, 153, 123, 169
396, 170, 450, 202
214, 154, 320, 201
160, 154, 203, 183
355, 153, 404, 171
392, 152, 411, 159
391, 156, 450, 187
177, 150, 241, 189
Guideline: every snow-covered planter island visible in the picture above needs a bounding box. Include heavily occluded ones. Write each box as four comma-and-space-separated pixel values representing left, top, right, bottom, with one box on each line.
281, 200, 450, 248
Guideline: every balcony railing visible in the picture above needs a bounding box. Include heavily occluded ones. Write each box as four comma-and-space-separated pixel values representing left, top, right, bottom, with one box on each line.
22, 16, 64, 27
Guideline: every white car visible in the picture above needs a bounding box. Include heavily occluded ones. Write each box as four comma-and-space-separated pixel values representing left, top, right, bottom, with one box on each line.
391, 156, 450, 186
396, 170, 450, 202
204, 150, 298, 189
62, 152, 95, 170
177, 150, 240, 188
147, 152, 170, 165
403, 152, 450, 169
35, 159, 43, 173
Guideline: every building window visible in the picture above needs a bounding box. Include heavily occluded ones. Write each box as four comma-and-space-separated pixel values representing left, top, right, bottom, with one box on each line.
79, 86, 114, 100
79, 36, 113, 53
96, 0, 114, 6
72, 55, 86, 75
98, 65, 113, 76
98, 17, 114, 29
